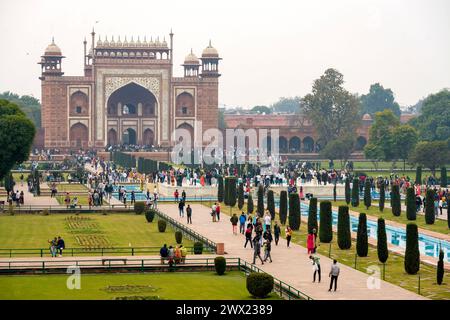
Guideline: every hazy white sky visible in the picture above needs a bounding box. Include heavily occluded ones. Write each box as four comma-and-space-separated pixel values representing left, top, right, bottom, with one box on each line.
0, 0, 449, 108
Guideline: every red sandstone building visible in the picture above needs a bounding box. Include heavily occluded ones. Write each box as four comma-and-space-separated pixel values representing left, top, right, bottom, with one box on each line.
39, 30, 220, 150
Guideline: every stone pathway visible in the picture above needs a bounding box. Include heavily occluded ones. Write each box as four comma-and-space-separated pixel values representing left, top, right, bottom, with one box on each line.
158, 203, 426, 300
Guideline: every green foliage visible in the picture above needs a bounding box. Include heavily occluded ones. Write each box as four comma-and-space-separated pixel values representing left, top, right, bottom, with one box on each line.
0, 91, 41, 128
270, 96, 302, 114
404, 224, 420, 275
391, 125, 419, 166
145, 209, 156, 223
337, 206, 351, 250
246, 272, 274, 298
424, 189, 435, 225
351, 178, 359, 207
251, 105, 272, 114
333, 184, 337, 202
415, 166, 422, 185
279, 191, 287, 225
437, 250, 444, 285
267, 190, 275, 220
3, 172, 15, 193
247, 193, 254, 215
0, 99, 36, 180
193, 242, 203, 255
224, 177, 237, 207
175, 231, 183, 244
363, 180, 371, 209
409, 141, 450, 175
360, 83, 401, 117
320, 135, 355, 162
302, 68, 361, 146
257, 184, 264, 217
319, 201, 333, 243
391, 185, 401, 217
157, 220, 167, 233
214, 256, 226, 275
441, 167, 448, 187
344, 178, 351, 205
406, 187, 416, 221
217, 176, 224, 203
379, 181, 385, 212
307, 197, 318, 234
288, 193, 301, 230
237, 183, 244, 210
377, 218, 389, 263
134, 202, 145, 215
356, 213, 368, 257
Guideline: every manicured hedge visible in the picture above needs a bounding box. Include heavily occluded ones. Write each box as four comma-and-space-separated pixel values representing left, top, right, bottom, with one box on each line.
257, 184, 265, 217
134, 202, 146, 215
441, 167, 448, 187
391, 185, 401, 217
288, 193, 301, 230
145, 209, 156, 222
363, 180, 371, 209
424, 189, 435, 225
158, 220, 167, 232
337, 206, 351, 250
404, 223, 420, 275
224, 176, 237, 207
217, 176, 224, 203
356, 213, 368, 257
345, 178, 351, 205
307, 197, 318, 234
379, 181, 385, 212
247, 193, 254, 215
437, 250, 444, 285
193, 242, 203, 254
279, 191, 287, 225
246, 273, 274, 298
406, 187, 416, 221
351, 178, 359, 207
175, 231, 183, 244
319, 201, 332, 243
267, 190, 275, 220
377, 218, 389, 263
238, 183, 244, 210
214, 256, 226, 275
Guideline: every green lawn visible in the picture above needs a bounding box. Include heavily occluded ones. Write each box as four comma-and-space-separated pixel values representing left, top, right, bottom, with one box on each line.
211, 203, 450, 300
332, 200, 449, 236
50, 184, 89, 193
55, 195, 93, 205
0, 213, 192, 255
0, 271, 280, 300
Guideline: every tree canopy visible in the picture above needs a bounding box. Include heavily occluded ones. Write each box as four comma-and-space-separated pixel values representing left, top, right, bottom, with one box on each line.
251, 105, 272, 114
360, 83, 401, 117
0, 99, 36, 180
364, 109, 399, 161
270, 96, 302, 114
0, 91, 41, 128
409, 141, 450, 175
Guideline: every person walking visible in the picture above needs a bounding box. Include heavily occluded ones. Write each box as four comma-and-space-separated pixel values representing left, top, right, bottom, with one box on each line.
328, 259, 340, 292
286, 226, 292, 247
174, 189, 179, 203
307, 232, 315, 254
252, 235, 264, 265
216, 203, 221, 221
244, 225, 253, 248
130, 190, 136, 204
230, 213, 239, 235
263, 211, 271, 233
310, 255, 321, 283
181, 190, 186, 202
178, 200, 185, 218
239, 212, 247, 234
186, 204, 192, 224
211, 202, 217, 222
274, 222, 281, 246
263, 238, 272, 263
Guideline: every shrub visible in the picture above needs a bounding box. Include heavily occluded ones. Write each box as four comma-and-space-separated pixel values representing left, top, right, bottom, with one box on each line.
267, 190, 275, 220
42, 209, 49, 216
377, 218, 389, 264
257, 184, 264, 217
441, 167, 448, 187
437, 250, 444, 285
337, 206, 351, 250
288, 193, 301, 230
356, 213, 368, 257
175, 231, 183, 244
379, 181, 385, 212
391, 185, 401, 217
424, 189, 435, 225
319, 201, 332, 243
279, 191, 287, 225
448, 203, 450, 229
217, 176, 224, 202
404, 223, 420, 275
406, 187, 416, 221
415, 166, 422, 185
307, 197, 318, 234
246, 272, 274, 298
224, 176, 237, 207
247, 193, 254, 215
214, 256, 226, 275
344, 178, 351, 205
193, 242, 203, 254
134, 202, 145, 215
238, 183, 244, 210
157, 220, 167, 232
145, 209, 156, 222
333, 184, 337, 202
351, 178, 359, 207
363, 180, 371, 209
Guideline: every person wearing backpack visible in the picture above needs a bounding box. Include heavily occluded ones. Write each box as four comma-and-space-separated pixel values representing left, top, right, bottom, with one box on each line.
244, 226, 253, 248
230, 213, 239, 235
239, 212, 247, 234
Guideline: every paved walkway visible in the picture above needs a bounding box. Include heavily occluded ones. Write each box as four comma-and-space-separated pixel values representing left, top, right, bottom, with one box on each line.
0, 182, 59, 207
159, 203, 426, 300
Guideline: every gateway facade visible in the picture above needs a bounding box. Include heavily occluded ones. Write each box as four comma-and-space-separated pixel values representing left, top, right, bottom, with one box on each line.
39, 30, 220, 150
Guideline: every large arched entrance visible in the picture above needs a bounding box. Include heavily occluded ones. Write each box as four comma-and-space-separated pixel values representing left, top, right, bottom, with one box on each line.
289, 136, 301, 153
176, 123, 194, 147
107, 129, 118, 146
176, 92, 195, 117
303, 136, 315, 153
355, 136, 367, 151
279, 136, 288, 153
107, 82, 157, 117
143, 129, 155, 147
69, 123, 88, 149
122, 128, 137, 145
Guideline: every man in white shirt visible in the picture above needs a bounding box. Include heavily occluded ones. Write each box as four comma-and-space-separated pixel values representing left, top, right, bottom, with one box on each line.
211, 203, 217, 222
328, 259, 340, 292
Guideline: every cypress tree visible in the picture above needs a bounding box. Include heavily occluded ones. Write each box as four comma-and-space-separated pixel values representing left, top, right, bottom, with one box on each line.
415, 166, 422, 185
224, 177, 230, 206
247, 193, 254, 215
307, 197, 318, 234
377, 218, 389, 264
406, 187, 416, 221
345, 178, 351, 205
351, 178, 359, 207
404, 223, 420, 275
217, 175, 224, 203
333, 183, 337, 202
356, 213, 368, 257
279, 191, 287, 225
237, 183, 244, 210
424, 188, 435, 225
257, 184, 265, 217
225, 177, 237, 208
440, 167, 447, 187
319, 201, 333, 243
288, 193, 301, 230
437, 249, 444, 285
379, 181, 385, 212
448, 201, 450, 229
364, 179, 371, 209
337, 206, 351, 250
267, 190, 275, 220
391, 184, 401, 217
4, 172, 15, 193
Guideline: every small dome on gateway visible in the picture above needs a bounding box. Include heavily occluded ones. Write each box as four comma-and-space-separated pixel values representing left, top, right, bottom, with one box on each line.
44, 38, 62, 56
184, 49, 199, 64
202, 40, 219, 57
362, 113, 373, 121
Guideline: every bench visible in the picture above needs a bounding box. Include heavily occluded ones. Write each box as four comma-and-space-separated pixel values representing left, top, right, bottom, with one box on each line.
101, 258, 127, 266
